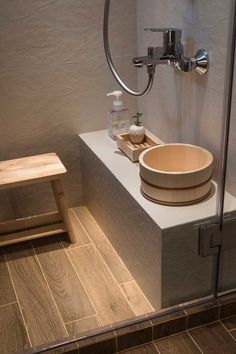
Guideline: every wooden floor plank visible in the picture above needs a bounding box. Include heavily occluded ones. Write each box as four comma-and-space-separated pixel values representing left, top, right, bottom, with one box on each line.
66, 314, 102, 337
0, 248, 16, 306
33, 236, 95, 323
4, 242, 68, 347
69, 244, 135, 325
189, 322, 236, 354
154, 332, 201, 353
120, 280, 154, 316
0, 303, 31, 354
74, 207, 133, 284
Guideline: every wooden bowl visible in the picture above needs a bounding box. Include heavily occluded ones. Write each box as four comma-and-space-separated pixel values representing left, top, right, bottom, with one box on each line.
139, 144, 213, 205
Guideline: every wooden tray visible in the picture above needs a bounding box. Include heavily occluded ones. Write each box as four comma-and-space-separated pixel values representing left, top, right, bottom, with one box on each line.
117, 133, 159, 162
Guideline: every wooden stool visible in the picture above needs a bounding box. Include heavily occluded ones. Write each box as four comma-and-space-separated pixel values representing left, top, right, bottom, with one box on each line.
0, 153, 76, 246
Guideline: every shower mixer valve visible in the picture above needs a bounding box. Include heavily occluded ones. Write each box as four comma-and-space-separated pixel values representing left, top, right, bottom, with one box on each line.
133, 28, 208, 75
104, 0, 208, 96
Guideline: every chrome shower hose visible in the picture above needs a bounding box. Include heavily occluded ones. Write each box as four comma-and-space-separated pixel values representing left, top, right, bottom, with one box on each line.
103, 0, 154, 96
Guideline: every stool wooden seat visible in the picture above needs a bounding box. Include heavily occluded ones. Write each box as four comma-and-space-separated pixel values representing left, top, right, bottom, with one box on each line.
0, 153, 76, 246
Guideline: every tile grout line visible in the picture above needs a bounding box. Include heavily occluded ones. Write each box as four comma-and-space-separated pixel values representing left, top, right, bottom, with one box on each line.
64, 314, 100, 326
62, 241, 104, 327
71, 210, 137, 317
220, 320, 236, 341
187, 331, 204, 354
65, 209, 92, 249
153, 328, 188, 343
74, 207, 155, 314
0, 301, 18, 309
153, 341, 161, 354
184, 319, 220, 332
73, 207, 134, 280
77, 242, 135, 317
63, 241, 92, 250
30, 241, 69, 337
120, 280, 155, 315
2, 249, 33, 348
229, 328, 236, 332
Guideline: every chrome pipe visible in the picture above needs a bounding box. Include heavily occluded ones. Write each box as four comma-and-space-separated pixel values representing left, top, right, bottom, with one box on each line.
216, 0, 236, 228
103, 0, 155, 96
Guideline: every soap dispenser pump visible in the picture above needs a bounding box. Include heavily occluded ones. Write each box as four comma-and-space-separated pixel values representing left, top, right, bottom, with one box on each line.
107, 90, 129, 140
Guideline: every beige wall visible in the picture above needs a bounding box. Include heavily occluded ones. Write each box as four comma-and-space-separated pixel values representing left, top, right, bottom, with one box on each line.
0, 0, 138, 221
137, 0, 231, 188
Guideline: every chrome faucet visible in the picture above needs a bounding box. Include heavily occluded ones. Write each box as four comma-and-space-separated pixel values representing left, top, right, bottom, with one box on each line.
133, 28, 208, 75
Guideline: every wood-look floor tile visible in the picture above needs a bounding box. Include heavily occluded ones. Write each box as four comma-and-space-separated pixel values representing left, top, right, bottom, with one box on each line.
0, 248, 16, 306
118, 343, 158, 353
69, 244, 135, 325
0, 303, 31, 354
66, 314, 102, 337
67, 209, 91, 246
74, 207, 133, 284
33, 237, 95, 323
4, 243, 68, 347
221, 315, 236, 330
189, 322, 236, 354
154, 332, 201, 353
120, 280, 154, 315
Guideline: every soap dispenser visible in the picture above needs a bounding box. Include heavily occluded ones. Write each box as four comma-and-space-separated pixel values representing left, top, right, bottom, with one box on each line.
107, 90, 129, 140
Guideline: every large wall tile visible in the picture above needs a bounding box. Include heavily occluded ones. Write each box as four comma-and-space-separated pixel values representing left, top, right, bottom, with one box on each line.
0, 0, 138, 219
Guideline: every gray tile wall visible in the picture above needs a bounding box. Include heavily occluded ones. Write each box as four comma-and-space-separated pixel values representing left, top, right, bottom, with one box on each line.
137, 0, 231, 190
0, 0, 138, 220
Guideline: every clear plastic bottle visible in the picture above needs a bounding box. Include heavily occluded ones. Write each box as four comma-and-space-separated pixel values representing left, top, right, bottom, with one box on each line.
107, 90, 130, 140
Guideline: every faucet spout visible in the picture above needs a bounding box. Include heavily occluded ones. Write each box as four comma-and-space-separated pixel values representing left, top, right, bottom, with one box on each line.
133, 47, 170, 68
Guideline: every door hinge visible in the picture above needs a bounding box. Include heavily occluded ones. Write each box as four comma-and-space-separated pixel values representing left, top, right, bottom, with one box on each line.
199, 217, 236, 256
199, 223, 221, 257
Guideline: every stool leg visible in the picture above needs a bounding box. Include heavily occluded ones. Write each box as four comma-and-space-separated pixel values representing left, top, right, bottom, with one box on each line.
51, 179, 77, 244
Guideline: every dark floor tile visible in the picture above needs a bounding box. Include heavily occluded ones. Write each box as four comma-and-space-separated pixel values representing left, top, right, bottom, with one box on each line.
46, 348, 79, 354
231, 329, 236, 340
118, 342, 158, 353
155, 332, 201, 353
116, 321, 152, 352
151, 311, 186, 340
78, 330, 117, 354
221, 315, 236, 330
185, 302, 219, 329
218, 293, 236, 319
189, 322, 236, 354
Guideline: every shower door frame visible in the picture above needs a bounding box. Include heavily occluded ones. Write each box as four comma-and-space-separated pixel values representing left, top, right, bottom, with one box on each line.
214, 0, 236, 297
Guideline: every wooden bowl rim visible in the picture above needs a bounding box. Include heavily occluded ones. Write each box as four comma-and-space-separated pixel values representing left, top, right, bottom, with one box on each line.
139, 143, 213, 175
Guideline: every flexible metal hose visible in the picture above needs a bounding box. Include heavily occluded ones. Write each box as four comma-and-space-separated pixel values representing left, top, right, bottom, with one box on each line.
103, 0, 154, 96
